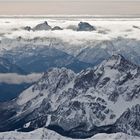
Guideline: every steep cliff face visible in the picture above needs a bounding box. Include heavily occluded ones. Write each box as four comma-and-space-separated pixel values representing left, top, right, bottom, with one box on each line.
115, 104, 140, 137
0, 55, 139, 139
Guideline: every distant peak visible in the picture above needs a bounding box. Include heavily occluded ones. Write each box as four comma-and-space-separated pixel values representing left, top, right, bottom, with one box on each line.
44, 21, 48, 25
110, 54, 124, 60
104, 54, 124, 66
77, 21, 96, 31
109, 54, 125, 63
33, 21, 51, 31
103, 54, 138, 71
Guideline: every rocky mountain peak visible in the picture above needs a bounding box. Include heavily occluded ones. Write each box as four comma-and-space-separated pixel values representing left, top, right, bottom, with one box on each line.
77, 22, 96, 31
44, 21, 48, 24
102, 54, 138, 73
0, 55, 140, 139
33, 21, 52, 31
32, 67, 76, 94
104, 54, 127, 66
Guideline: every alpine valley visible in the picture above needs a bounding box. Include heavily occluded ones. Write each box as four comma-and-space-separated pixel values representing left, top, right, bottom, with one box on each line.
0, 17, 140, 140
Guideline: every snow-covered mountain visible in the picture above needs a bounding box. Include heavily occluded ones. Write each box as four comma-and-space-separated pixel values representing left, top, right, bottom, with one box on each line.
0, 128, 139, 140
0, 18, 140, 139
0, 54, 139, 139
2, 37, 140, 75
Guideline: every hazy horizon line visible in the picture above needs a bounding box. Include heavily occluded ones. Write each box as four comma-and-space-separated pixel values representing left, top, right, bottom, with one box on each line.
0, 14, 140, 17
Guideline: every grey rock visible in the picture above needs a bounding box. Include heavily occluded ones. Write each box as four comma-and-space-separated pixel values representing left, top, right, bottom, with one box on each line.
52, 26, 63, 31
33, 21, 51, 31
24, 26, 32, 31
77, 22, 96, 31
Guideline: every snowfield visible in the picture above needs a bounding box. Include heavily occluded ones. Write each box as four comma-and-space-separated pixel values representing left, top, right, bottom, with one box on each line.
0, 128, 139, 140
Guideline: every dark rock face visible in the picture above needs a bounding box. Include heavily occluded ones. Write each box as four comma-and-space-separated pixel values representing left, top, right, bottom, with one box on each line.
24, 26, 32, 31
74, 68, 101, 91
133, 25, 140, 29
33, 21, 51, 31
47, 123, 113, 139
77, 22, 96, 31
0, 54, 140, 139
52, 26, 63, 31
115, 104, 140, 137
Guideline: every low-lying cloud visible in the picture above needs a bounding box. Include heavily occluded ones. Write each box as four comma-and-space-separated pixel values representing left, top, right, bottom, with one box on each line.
0, 73, 42, 84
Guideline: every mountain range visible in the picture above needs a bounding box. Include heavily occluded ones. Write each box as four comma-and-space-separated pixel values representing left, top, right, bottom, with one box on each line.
0, 19, 140, 139
0, 54, 139, 139
0, 57, 25, 74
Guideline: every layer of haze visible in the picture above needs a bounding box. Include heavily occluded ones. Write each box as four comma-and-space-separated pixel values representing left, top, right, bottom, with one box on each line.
0, 1, 140, 15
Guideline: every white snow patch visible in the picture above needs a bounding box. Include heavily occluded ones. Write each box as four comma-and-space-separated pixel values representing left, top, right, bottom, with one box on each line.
0, 128, 139, 140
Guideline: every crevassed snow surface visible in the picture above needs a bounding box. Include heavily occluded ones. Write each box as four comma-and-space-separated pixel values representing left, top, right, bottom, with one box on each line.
0, 128, 139, 140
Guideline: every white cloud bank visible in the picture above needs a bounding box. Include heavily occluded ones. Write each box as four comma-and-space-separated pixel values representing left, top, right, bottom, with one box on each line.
0, 73, 42, 84
1, 18, 140, 43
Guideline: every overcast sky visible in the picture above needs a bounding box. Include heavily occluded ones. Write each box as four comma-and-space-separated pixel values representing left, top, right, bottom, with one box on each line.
0, 0, 140, 15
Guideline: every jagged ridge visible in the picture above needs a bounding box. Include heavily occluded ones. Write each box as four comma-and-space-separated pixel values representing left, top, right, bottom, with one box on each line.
0, 54, 139, 138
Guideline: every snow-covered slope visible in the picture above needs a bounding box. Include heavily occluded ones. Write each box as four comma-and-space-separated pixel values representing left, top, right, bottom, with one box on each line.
0, 54, 139, 138
0, 128, 139, 140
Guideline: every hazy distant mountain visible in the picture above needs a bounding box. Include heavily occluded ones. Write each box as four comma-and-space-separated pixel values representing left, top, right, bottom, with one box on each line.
2, 45, 92, 73
33, 21, 51, 31
0, 57, 25, 74
52, 26, 63, 31
77, 22, 96, 31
